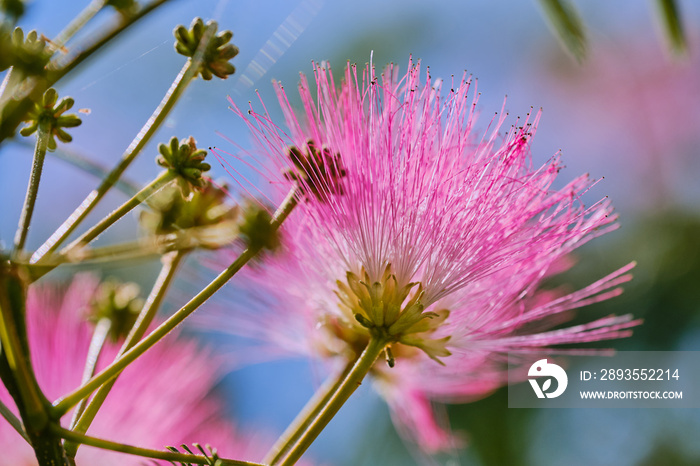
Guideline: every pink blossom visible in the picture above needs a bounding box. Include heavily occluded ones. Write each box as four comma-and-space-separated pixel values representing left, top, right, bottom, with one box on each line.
210, 58, 640, 452
0, 276, 264, 465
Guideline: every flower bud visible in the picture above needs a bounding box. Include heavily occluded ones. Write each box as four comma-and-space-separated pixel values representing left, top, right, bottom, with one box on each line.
174, 17, 238, 80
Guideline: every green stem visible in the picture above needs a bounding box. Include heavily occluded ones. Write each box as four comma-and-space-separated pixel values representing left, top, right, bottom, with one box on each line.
0, 66, 19, 102
656, 0, 687, 55
32, 59, 197, 264
13, 125, 50, 254
30, 235, 181, 267
62, 170, 175, 253
0, 398, 30, 443
0, 65, 26, 107
264, 357, 358, 465
65, 251, 185, 457
21, 225, 217, 270
51, 0, 108, 53
51, 425, 263, 466
278, 337, 387, 466
52, 188, 299, 416
39, 141, 140, 197
68, 317, 111, 430
47, 0, 172, 78
0, 269, 48, 431
537, 0, 587, 62
0, 66, 11, 96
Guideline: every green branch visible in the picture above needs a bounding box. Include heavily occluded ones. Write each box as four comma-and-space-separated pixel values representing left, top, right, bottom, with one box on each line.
47, 0, 172, 79
0, 398, 30, 442
9, 139, 141, 197
63, 170, 175, 252
68, 317, 111, 430
51, 425, 263, 466
0, 266, 66, 464
27, 235, 184, 267
50, 0, 108, 53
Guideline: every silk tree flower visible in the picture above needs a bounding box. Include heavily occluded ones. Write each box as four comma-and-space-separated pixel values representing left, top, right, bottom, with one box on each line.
0, 276, 263, 465
207, 58, 639, 451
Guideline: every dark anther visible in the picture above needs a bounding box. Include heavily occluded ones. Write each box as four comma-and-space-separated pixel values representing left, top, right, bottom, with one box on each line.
283, 139, 346, 202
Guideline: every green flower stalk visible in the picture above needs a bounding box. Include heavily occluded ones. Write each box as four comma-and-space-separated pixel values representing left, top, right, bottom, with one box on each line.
1, 275, 266, 466
50, 0, 138, 55
0, 0, 173, 145
656, 0, 687, 56
58, 170, 176, 260
537, 0, 587, 62
65, 253, 184, 458
0, 263, 64, 465
0, 6, 254, 465
14, 88, 81, 253
106, 0, 138, 16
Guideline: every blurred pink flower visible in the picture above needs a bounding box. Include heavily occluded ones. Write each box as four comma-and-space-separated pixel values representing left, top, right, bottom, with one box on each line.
0, 276, 263, 465
545, 37, 700, 209
209, 58, 639, 452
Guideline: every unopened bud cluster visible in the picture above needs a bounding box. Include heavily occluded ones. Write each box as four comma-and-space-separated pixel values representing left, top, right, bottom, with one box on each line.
174, 17, 238, 80
156, 136, 210, 198
20, 88, 82, 151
